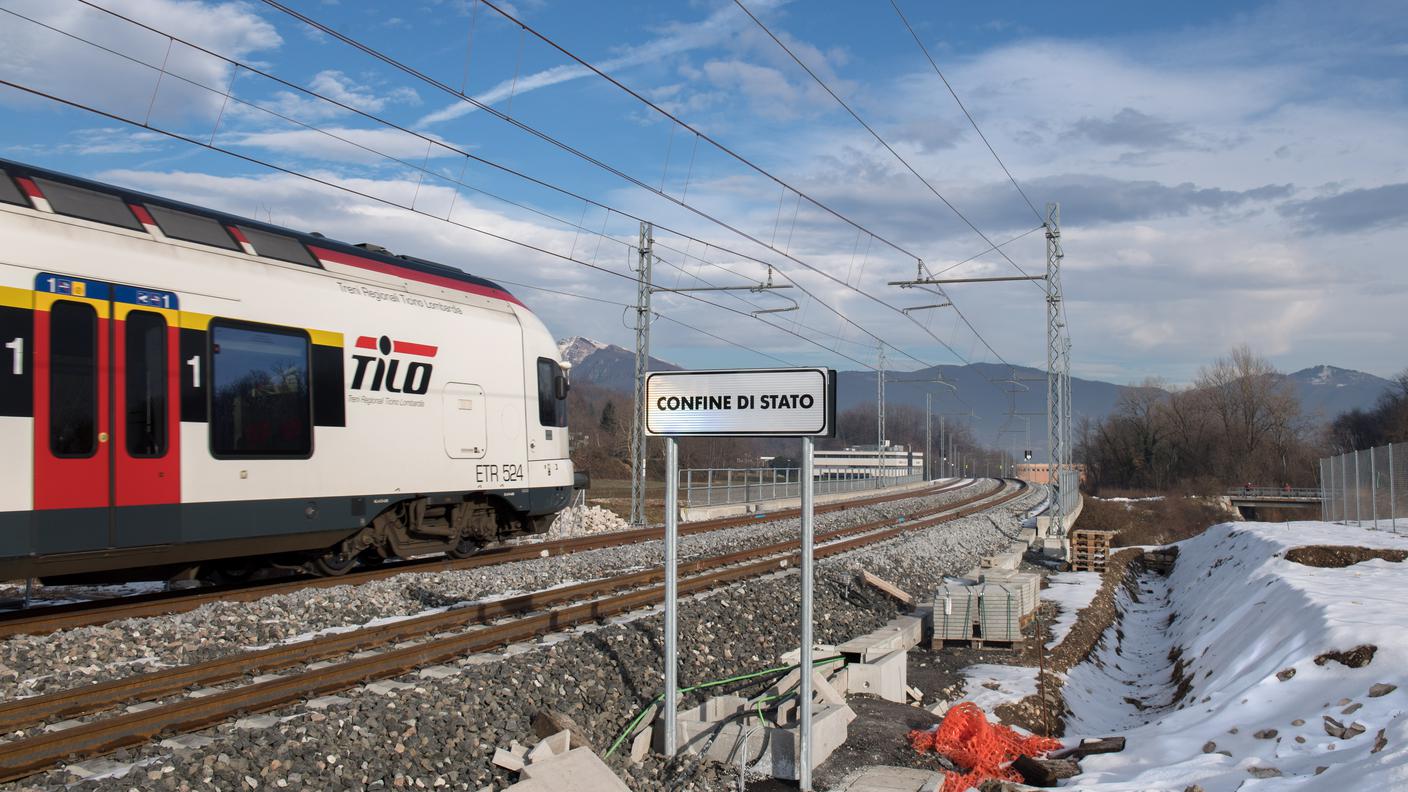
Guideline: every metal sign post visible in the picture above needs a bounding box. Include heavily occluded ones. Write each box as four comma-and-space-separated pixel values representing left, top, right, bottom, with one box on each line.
645, 368, 834, 790
663, 435, 679, 754
798, 433, 815, 789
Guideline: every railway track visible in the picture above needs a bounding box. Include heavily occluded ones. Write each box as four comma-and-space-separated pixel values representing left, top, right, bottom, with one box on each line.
0, 478, 973, 639
0, 479, 1027, 783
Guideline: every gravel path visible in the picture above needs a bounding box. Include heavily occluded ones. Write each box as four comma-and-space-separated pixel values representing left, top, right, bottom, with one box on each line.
3, 482, 1043, 792
0, 481, 990, 701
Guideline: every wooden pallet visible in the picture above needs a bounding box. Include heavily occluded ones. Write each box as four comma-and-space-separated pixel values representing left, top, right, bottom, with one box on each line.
932, 637, 1025, 651
1069, 529, 1117, 572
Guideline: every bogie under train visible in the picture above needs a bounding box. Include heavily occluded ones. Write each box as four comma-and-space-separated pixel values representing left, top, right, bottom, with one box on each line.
0, 159, 576, 582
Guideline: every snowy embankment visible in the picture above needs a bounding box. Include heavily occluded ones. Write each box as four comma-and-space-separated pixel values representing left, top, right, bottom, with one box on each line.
1062, 521, 1408, 790
1044, 571, 1101, 650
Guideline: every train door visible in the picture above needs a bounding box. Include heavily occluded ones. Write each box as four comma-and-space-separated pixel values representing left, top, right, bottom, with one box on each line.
33, 274, 182, 552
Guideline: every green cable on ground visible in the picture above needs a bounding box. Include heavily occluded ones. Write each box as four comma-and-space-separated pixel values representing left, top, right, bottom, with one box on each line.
604, 654, 847, 757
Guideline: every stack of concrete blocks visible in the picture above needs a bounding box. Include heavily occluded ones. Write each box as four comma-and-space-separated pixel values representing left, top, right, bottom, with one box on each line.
933, 583, 980, 642
979, 570, 1040, 618
658, 661, 855, 781
931, 550, 1043, 647
835, 615, 922, 703
975, 580, 1023, 643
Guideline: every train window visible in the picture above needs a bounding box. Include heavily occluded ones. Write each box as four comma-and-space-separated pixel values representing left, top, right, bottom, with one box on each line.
536, 358, 568, 428
209, 322, 312, 458
32, 177, 142, 231
50, 301, 98, 458
125, 311, 168, 458
146, 205, 239, 250
0, 173, 25, 206
236, 226, 319, 267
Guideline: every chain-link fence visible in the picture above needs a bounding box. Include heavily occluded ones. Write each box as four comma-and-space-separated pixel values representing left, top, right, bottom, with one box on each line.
1056, 468, 1080, 518
680, 467, 926, 508
1319, 443, 1407, 531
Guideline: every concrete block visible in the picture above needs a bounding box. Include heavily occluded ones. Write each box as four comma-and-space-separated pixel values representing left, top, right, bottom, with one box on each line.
493, 747, 525, 772
977, 583, 1023, 642
979, 571, 1040, 616
830, 666, 850, 695
629, 726, 652, 765
847, 648, 907, 703
837, 766, 944, 792
778, 644, 840, 666
518, 747, 631, 792
981, 552, 1021, 570
934, 585, 979, 640
837, 616, 923, 662
526, 730, 570, 763
665, 700, 853, 781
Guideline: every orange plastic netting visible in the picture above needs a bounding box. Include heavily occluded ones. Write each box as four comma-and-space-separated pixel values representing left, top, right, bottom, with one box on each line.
908, 702, 1063, 792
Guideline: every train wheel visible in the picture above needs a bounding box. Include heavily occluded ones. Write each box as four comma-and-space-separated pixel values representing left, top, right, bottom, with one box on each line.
310, 549, 357, 576
446, 537, 482, 559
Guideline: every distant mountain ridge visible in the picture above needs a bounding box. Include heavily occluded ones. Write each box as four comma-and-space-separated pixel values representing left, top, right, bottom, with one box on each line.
1282, 365, 1396, 420
558, 337, 1394, 447
557, 337, 680, 389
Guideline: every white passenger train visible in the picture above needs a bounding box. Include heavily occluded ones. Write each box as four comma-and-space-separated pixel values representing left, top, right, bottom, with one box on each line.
0, 159, 576, 581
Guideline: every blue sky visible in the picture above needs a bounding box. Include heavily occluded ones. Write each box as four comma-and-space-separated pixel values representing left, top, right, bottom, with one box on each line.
1, 0, 1406, 386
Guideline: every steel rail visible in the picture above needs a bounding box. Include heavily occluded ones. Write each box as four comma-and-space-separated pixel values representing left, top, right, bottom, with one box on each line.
0, 481, 993, 734
0, 482, 1025, 781
0, 479, 970, 638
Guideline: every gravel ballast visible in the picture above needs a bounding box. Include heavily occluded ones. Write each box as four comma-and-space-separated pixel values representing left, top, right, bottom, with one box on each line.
2, 481, 1042, 792
0, 481, 989, 700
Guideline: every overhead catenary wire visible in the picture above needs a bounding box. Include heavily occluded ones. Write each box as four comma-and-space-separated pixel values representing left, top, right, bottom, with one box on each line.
255, 0, 1026, 385
888, 0, 1043, 223
490, 277, 800, 367
35, 1, 925, 372
254, 0, 974, 368
0, 76, 886, 374
66, 0, 965, 377
26, 1, 1024, 391
732, 0, 1044, 293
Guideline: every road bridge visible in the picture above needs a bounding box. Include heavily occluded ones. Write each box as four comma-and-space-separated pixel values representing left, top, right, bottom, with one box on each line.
1226, 487, 1323, 519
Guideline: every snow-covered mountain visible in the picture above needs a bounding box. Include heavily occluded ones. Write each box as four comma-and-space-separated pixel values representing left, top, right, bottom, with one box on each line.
1282, 365, 1396, 419
556, 336, 680, 388
557, 336, 609, 367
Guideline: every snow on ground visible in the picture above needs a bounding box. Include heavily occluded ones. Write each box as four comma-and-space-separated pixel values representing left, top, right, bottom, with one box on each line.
1061, 520, 1408, 790
1043, 571, 1101, 650
958, 663, 1039, 713
1093, 496, 1165, 503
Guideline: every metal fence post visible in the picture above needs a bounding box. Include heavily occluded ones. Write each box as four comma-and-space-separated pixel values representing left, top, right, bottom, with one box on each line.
1355, 450, 1362, 526
1372, 449, 1379, 530
1342, 453, 1349, 523
1391, 443, 1397, 533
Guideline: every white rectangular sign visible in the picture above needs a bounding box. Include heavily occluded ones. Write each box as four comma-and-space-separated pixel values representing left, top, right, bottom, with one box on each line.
645, 368, 834, 437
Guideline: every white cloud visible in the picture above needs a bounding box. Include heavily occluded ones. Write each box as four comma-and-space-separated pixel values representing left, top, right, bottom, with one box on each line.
222, 126, 460, 165
0, 0, 281, 126
416, 0, 789, 127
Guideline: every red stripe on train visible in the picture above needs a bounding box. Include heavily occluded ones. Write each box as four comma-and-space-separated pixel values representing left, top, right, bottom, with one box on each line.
307, 245, 522, 307
392, 340, 438, 357
14, 177, 44, 199
129, 204, 157, 227
355, 336, 378, 350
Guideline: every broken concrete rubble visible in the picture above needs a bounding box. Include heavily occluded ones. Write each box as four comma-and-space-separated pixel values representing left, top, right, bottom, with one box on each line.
496, 729, 631, 792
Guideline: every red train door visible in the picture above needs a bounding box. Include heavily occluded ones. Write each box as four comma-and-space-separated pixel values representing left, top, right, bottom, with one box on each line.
33, 274, 181, 552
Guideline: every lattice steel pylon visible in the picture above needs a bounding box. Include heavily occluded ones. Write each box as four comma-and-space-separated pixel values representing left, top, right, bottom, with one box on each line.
1045, 202, 1070, 537
629, 222, 654, 527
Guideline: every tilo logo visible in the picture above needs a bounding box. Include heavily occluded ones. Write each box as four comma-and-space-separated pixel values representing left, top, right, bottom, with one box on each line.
351, 335, 436, 394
